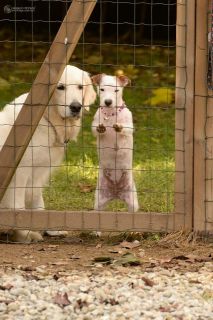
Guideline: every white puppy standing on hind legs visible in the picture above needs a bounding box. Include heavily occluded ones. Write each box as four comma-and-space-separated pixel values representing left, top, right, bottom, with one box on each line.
92, 73, 139, 213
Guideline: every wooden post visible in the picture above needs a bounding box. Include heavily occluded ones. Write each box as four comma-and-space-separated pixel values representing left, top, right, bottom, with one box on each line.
175, 0, 195, 230
200, 0, 213, 233
0, 0, 97, 201
193, 0, 209, 231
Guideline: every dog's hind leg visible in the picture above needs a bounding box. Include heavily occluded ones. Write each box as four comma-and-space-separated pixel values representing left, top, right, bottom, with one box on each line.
120, 180, 139, 213
25, 167, 49, 210
11, 230, 43, 243
94, 184, 112, 211
25, 187, 44, 210
93, 184, 112, 237
0, 167, 29, 210
26, 167, 68, 238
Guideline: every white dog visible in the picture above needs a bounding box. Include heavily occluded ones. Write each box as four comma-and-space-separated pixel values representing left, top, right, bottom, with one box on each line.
92, 74, 139, 212
0, 65, 96, 242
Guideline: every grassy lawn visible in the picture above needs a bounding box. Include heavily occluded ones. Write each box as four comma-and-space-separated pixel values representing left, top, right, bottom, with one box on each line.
0, 38, 175, 213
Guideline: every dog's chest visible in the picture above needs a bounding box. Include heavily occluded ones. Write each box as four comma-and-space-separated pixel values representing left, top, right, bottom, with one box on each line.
101, 110, 123, 128
100, 110, 131, 152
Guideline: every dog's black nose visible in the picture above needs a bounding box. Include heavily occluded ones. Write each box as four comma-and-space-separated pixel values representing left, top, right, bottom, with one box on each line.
104, 99, 112, 107
69, 102, 82, 113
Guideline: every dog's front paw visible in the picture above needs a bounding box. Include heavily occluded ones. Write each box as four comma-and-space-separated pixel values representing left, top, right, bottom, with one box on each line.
12, 230, 43, 243
44, 230, 68, 237
113, 123, 123, 132
96, 123, 106, 133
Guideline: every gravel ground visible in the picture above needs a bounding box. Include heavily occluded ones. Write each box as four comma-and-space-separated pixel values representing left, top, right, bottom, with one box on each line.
0, 263, 212, 320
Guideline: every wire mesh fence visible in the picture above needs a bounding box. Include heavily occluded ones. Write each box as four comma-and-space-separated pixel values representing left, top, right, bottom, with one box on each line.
0, 0, 211, 242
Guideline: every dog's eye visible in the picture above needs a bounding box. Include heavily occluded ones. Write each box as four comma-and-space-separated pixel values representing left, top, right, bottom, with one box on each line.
100, 88, 105, 92
115, 89, 119, 92
78, 85, 83, 90
57, 84, 65, 90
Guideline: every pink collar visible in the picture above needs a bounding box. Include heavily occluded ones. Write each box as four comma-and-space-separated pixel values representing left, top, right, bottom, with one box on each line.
100, 103, 126, 120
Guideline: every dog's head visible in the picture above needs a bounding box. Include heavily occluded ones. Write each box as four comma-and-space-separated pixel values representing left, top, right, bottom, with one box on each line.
50, 65, 96, 119
91, 74, 130, 108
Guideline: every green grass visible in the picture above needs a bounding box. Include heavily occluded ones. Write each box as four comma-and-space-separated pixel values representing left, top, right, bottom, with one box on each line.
0, 38, 176, 213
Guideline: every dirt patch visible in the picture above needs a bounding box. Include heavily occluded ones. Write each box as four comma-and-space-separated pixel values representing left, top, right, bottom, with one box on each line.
0, 233, 212, 275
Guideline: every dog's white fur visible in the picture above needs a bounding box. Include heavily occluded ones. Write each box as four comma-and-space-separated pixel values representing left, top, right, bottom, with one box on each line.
92, 74, 139, 212
0, 65, 96, 242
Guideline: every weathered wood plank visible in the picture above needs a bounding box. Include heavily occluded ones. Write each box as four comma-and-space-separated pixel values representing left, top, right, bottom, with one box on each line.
193, 0, 208, 231
175, 0, 195, 229
0, 210, 176, 232
0, 0, 97, 201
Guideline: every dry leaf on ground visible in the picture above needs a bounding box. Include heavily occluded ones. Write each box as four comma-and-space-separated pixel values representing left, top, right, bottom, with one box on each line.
116, 253, 141, 266
53, 292, 71, 308
142, 276, 155, 287
120, 240, 141, 249
0, 299, 14, 305
69, 255, 80, 260
172, 254, 213, 263
78, 183, 94, 193
0, 284, 13, 291
20, 266, 36, 272
93, 256, 112, 264
75, 298, 88, 310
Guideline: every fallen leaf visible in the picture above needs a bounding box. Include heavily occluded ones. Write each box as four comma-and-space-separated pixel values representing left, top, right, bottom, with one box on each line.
189, 279, 201, 284
108, 249, 119, 254
202, 290, 213, 300
172, 254, 213, 263
51, 261, 69, 266
120, 240, 141, 249
116, 253, 141, 266
93, 256, 112, 264
0, 299, 14, 305
159, 306, 172, 312
0, 284, 13, 291
78, 183, 94, 193
104, 298, 119, 305
20, 266, 36, 272
138, 249, 145, 257
47, 245, 59, 251
53, 292, 71, 308
69, 255, 80, 260
24, 274, 40, 281
142, 276, 155, 287
53, 273, 60, 281
190, 254, 213, 263
160, 258, 172, 264
75, 299, 88, 310
172, 255, 189, 261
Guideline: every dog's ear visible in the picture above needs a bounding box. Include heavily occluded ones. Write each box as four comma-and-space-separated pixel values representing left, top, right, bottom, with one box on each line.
91, 74, 104, 85
83, 72, 97, 111
117, 75, 131, 87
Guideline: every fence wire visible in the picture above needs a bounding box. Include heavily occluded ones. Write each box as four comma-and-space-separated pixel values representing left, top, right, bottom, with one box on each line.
205, 2, 213, 235
0, 0, 184, 242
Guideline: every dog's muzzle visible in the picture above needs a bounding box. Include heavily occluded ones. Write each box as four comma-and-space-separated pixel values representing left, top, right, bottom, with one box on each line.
69, 102, 82, 117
